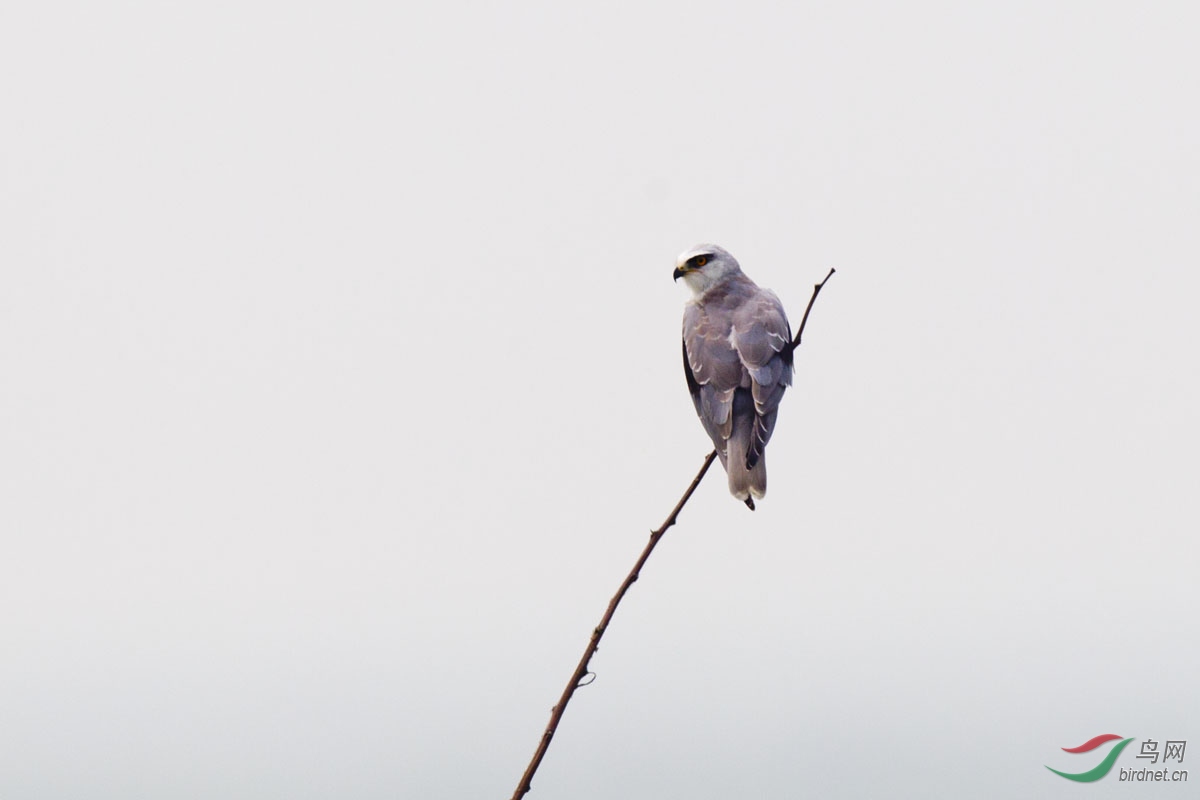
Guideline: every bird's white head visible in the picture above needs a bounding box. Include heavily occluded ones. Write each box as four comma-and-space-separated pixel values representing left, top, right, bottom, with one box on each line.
673, 244, 743, 296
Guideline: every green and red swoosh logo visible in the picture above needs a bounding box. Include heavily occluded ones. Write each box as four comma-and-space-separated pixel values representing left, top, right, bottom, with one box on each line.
1046, 734, 1135, 782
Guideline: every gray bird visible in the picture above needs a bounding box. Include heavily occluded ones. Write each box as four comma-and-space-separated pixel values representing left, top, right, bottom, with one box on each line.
674, 245, 793, 510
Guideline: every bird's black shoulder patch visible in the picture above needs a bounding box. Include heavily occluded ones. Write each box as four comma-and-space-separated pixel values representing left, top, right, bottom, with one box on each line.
780, 339, 795, 367
682, 339, 701, 398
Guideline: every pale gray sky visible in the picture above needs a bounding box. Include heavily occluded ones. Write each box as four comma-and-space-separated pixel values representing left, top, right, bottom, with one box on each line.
2, 2, 1197, 798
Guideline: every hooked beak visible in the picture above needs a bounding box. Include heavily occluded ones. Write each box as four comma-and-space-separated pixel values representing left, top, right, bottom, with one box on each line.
672, 267, 687, 281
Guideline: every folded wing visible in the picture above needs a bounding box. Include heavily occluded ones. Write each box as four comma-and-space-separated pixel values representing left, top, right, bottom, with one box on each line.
730, 288, 793, 470
682, 301, 742, 463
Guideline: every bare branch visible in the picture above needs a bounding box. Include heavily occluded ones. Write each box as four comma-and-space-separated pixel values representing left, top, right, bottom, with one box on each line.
790, 267, 836, 352
510, 268, 835, 800
509, 450, 718, 800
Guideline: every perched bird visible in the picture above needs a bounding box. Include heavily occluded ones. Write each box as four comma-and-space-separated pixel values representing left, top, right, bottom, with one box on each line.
674, 245, 793, 510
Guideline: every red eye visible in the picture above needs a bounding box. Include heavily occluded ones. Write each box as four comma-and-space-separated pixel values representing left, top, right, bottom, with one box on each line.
696, 256, 708, 266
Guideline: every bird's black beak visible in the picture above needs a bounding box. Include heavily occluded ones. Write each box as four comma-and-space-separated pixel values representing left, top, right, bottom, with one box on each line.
672, 267, 685, 281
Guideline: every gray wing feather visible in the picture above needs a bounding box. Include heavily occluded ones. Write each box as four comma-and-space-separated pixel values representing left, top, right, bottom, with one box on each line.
730, 289, 793, 469
683, 302, 744, 460
683, 302, 743, 389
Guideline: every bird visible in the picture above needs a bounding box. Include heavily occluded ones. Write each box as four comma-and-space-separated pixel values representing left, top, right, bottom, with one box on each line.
674, 244, 793, 510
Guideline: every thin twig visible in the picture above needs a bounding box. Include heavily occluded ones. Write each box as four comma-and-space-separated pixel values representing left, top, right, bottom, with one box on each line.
510, 450, 718, 800
510, 268, 835, 800
790, 267, 836, 352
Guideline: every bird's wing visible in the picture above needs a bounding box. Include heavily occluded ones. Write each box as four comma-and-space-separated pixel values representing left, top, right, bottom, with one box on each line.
730, 288, 793, 468
682, 301, 744, 454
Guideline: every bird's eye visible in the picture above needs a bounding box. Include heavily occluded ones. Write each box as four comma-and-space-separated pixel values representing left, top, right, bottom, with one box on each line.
695, 256, 708, 267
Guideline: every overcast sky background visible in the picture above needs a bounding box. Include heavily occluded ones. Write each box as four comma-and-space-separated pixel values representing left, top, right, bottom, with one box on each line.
3, 2, 1198, 798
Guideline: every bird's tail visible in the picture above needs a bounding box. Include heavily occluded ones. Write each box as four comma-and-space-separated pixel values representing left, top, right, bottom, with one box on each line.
727, 415, 767, 508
